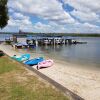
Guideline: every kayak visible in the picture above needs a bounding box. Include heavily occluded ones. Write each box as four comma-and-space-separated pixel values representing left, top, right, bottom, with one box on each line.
37, 59, 53, 70
12, 54, 30, 62
24, 57, 44, 66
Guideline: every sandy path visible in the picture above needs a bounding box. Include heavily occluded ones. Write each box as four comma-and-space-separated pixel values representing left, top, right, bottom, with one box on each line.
0, 44, 100, 100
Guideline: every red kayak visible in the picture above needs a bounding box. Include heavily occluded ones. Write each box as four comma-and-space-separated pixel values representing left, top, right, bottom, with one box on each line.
37, 59, 53, 70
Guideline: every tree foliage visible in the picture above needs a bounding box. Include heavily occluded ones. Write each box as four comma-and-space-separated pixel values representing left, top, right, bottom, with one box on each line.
0, 0, 9, 29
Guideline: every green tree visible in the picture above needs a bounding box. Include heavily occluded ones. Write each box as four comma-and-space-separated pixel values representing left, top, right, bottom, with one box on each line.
0, 0, 9, 29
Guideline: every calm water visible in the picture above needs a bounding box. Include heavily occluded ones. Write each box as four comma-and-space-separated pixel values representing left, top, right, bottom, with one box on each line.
0, 34, 100, 67
36, 37, 100, 67
20, 37, 100, 68
0, 34, 12, 41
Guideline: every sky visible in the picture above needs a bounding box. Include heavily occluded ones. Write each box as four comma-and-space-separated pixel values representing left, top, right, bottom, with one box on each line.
1, 0, 100, 33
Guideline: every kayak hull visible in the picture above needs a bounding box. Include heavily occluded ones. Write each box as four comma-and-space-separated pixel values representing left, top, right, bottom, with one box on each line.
12, 54, 30, 62
37, 59, 53, 69
24, 57, 44, 66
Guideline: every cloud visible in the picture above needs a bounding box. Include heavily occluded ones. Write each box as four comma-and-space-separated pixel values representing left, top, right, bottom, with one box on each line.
33, 22, 52, 32
71, 10, 99, 22
83, 23, 99, 28
63, 0, 100, 12
3, 11, 34, 32
12, 12, 29, 20
8, 0, 75, 24
63, 0, 100, 23
0, 0, 100, 33
8, 13, 32, 27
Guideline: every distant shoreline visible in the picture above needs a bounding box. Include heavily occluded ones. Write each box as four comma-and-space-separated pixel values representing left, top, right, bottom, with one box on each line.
0, 32, 100, 37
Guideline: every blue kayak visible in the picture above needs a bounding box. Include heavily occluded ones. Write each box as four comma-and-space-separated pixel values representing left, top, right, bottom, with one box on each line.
24, 57, 44, 66
12, 54, 30, 62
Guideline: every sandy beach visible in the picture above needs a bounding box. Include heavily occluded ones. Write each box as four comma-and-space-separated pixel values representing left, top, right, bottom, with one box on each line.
0, 43, 100, 100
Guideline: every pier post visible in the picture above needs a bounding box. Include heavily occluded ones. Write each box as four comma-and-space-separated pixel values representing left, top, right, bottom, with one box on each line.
54, 37, 55, 47
36, 38, 38, 47
13, 35, 17, 43
63, 38, 65, 45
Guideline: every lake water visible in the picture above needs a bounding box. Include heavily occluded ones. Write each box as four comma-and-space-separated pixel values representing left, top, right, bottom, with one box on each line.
0, 34, 12, 41
38, 37, 100, 68
0, 34, 100, 68
19, 37, 100, 68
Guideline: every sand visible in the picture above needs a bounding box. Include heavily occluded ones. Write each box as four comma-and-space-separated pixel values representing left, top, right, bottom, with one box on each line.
0, 43, 100, 100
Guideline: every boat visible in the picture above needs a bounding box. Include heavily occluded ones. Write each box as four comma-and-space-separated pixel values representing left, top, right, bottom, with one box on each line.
72, 41, 87, 44
37, 59, 53, 70
21, 42, 29, 48
13, 43, 23, 49
76, 41, 87, 44
5, 36, 12, 44
0, 50, 4, 57
26, 36, 36, 48
12, 54, 30, 62
28, 44, 36, 48
24, 57, 44, 66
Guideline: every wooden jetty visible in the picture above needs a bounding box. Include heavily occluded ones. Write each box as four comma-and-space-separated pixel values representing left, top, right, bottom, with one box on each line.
34, 36, 75, 45
12, 34, 86, 46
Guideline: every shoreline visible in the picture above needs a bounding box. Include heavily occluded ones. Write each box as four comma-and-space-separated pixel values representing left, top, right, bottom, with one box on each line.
0, 43, 100, 100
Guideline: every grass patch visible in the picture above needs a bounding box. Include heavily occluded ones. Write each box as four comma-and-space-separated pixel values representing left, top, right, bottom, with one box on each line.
0, 56, 69, 100
0, 56, 19, 74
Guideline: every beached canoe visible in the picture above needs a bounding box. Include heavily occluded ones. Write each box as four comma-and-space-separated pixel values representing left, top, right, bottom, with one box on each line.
37, 59, 53, 70
12, 54, 30, 62
24, 57, 44, 66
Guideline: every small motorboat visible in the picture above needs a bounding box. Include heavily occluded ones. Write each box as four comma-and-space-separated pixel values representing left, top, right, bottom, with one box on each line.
5, 36, 12, 44
37, 59, 53, 70
12, 54, 30, 62
28, 44, 36, 48
24, 57, 44, 66
0, 50, 4, 57
13, 43, 23, 49
21, 42, 29, 48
